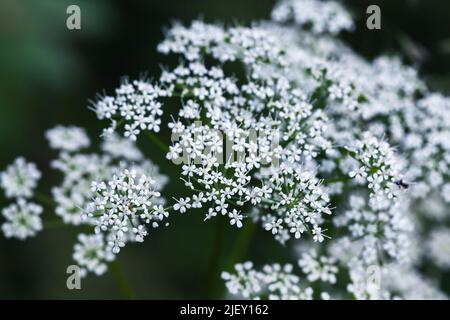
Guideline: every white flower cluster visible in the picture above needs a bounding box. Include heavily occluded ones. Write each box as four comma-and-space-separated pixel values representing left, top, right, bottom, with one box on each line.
2, 0, 449, 299
95, 24, 341, 250
87, 168, 168, 254
222, 262, 315, 300
51, 152, 112, 225
70, 160, 167, 275
46, 125, 90, 152
48, 127, 164, 227
347, 261, 447, 300
381, 264, 448, 300
158, 21, 285, 78
1, 157, 41, 199
426, 228, 450, 269
222, 0, 450, 300
272, 0, 354, 34
93, 79, 167, 140
73, 233, 114, 277
0, 158, 43, 240
101, 133, 143, 161
346, 134, 402, 200
334, 195, 414, 266
45, 126, 168, 275
2, 198, 43, 240
78, 0, 445, 291
155, 21, 338, 243
298, 249, 338, 284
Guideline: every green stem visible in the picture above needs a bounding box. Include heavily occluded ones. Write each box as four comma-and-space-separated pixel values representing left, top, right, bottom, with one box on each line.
207, 218, 227, 299
146, 131, 169, 153
224, 222, 257, 273
109, 260, 135, 300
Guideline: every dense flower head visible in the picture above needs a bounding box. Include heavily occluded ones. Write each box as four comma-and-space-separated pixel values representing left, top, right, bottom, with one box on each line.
101, 133, 143, 161
86, 168, 168, 254
93, 78, 167, 140
346, 262, 447, 300
43, 126, 169, 275
1, 199, 42, 240
222, 261, 324, 300
334, 194, 414, 267
51, 152, 113, 225
345, 133, 402, 200
0, 157, 41, 199
220, 0, 450, 300
50, 132, 167, 227
73, 233, 115, 277
298, 248, 338, 283
426, 228, 450, 269
1, 0, 449, 299
272, 0, 354, 34
156, 50, 333, 242
158, 21, 286, 79
46, 126, 90, 152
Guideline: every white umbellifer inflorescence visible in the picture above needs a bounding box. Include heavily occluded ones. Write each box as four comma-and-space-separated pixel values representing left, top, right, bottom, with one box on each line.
272, 0, 354, 34
93, 79, 167, 140
1, 198, 42, 240
73, 233, 114, 277
1, 0, 449, 298
222, 262, 316, 300
46, 126, 90, 152
0, 158, 43, 240
427, 228, 450, 269
1, 157, 41, 199
86, 168, 168, 254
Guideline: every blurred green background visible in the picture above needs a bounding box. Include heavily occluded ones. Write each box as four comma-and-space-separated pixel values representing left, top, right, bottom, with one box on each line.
0, 0, 449, 299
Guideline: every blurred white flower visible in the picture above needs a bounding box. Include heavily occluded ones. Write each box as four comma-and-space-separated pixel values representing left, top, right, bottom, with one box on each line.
73, 233, 114, 277
1, 199, 42, 240
1, 158, 41, 199
46, 126, 90, 152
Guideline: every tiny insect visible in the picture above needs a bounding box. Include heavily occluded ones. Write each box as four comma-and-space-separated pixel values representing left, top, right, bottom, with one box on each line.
394, 179, 409, 190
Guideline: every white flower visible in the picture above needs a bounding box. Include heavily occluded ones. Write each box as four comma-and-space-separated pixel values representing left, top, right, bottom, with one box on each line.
101, 133, 143, 161
46, 126, 90, 152
298, 249, 338, 284
272, 0, 354, 34
73, 233, 114, 277
229, 209, 243, 228
93, 79, 166, 140
173, 197, 191, 213
264, 217, 284, 235
1, 158, 41, 199
312, 226, 327, 243
86, 168, 167, 254
427, 228, 450, 269
1, 199, 43, 240
222, 262, 316, 300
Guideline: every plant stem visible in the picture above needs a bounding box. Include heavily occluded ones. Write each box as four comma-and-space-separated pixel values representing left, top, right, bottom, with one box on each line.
109, 260, 136, 300
207, 217, 227, 299
224, 221, 257, 273
207, 220, 257, 299
146, 131, 169, 153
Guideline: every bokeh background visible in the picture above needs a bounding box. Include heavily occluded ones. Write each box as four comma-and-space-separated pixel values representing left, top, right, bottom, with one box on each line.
0, 0, 449, 299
